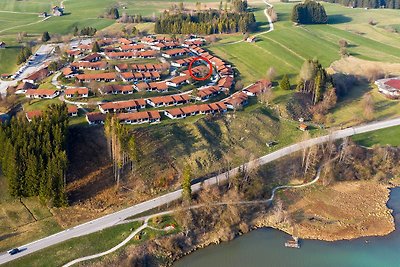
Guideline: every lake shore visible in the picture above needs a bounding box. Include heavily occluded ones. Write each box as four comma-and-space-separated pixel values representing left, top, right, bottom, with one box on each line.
253, 180, 398, 242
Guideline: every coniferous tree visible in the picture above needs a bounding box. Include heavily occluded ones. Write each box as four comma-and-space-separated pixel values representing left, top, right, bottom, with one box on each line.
291, 1, 328, 24
92, 41, 101, 53
279, 74, 291, 90
0, 104, 69, 206
42, 31, 51, 42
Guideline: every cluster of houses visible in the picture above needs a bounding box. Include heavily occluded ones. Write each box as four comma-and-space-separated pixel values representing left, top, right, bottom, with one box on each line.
87, 101, 227, 125
375, 77, 400, 99
20, 34, 274, 126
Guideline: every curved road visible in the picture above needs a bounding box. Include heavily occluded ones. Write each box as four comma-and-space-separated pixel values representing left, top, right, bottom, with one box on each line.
0, 117, 399, 265
63, 152, 339, 266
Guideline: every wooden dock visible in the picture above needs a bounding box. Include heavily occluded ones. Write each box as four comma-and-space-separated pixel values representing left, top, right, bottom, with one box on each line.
285, 236, 300, 248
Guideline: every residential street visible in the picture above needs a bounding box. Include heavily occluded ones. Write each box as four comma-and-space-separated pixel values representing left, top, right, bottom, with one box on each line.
1, 117, 400, 265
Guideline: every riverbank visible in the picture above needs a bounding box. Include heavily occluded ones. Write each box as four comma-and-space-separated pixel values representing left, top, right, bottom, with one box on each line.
254, 180, 397, 242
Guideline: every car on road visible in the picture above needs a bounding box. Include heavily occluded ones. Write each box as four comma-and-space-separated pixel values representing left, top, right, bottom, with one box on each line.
7, 248, 21, 255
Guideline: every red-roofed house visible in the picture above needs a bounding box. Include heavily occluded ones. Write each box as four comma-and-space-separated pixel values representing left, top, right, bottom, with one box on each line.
161, 48, 189, 58
99, 99, 146, 113
86, 112, 106, 125
68, 106, 79, 117
147, 94, 190, 107
23, 68, 50, 84
375, 78, 400, 99
26, 110, 42, 122
195, 86, 222, 101
217, 76, 234, 90
99, 84, 134, 95
166, 75, 191, 88
76, 73, 117, 83
25, 89, 59, 99
243, 80, 272, 96
224, 92, 248, 110
81, 53, 102, 62
65, 87, 89, 98
117, 111, 161, 125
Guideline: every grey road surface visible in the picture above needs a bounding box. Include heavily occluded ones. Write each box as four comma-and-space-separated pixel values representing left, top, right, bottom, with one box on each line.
1, 117, 400, 265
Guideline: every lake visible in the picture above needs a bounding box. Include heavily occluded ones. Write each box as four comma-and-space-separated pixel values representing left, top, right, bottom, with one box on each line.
174, 187, 400, 267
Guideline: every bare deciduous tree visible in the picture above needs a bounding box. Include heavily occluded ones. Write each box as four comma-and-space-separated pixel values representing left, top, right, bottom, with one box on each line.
362, 93, 375, 121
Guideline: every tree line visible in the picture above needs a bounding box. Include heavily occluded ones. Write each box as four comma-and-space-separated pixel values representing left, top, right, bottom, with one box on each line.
323, 0, 400, 9
16, 46, 32, 65
155, 10, 256, 34
291, 0, 328, 24
0, 104, 69, 206
73, 26, 97, 37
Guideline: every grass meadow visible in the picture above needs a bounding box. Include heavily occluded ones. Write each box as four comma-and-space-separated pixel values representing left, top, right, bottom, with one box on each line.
209, 2, 400, 84
352, 125, 400, 147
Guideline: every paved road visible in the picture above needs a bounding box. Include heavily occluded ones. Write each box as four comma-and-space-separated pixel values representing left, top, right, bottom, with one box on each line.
0, 118, 399, 265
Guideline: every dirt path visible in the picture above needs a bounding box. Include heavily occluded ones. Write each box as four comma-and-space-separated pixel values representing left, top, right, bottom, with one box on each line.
0, 11, 38, 15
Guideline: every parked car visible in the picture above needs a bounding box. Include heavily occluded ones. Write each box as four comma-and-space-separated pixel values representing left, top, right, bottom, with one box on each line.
8, 248, 21, 255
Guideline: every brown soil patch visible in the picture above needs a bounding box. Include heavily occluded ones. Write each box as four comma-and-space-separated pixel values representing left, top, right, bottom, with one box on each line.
282, 181, 395, 241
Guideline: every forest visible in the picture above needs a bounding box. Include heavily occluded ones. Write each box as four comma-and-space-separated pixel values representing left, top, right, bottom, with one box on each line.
154, 10, 256, 34
323, 0, 400, 9
0, 104, 69, 207
291, 0, 328, 24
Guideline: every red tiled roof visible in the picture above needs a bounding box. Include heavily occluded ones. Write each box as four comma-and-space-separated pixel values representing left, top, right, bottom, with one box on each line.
169, 75, 190, 84
26, 89, 57, 96
149, 81, 168, 91
68, 106, 78, 114
76, 73, 117, 80
218, 76, 234, 88
26, 110, 42, 120
117, 110, 160, 121
385, 79, 400, 90
120, 44, 145, 51
87, 112, 106, 122
65, 87, 88, 95
82, 53, 102, 61
100, 99, 146, 111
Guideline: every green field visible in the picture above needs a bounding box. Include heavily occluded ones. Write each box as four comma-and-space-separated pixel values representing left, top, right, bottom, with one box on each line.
208, 2, 400, 84
2, 1, 400, 75
352, 125, 400, 147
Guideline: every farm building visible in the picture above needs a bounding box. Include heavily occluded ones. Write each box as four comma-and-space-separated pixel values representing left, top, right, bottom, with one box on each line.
375, 77, 400, 99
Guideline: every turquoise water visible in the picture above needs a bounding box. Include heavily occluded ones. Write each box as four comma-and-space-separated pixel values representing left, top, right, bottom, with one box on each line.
174, 187, 400, 267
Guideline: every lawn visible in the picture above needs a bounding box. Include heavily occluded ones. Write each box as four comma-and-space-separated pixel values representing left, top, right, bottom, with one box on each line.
4, 216, 179, 267
0, 196, 62, 252
352, 125, 400, 147
3, 221, 142, 267
23, 98, 63, 111
327, 83, 400, 128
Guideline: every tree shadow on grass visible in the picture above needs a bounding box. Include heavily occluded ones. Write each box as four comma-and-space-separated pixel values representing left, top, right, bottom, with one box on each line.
328, 15, 352, 24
